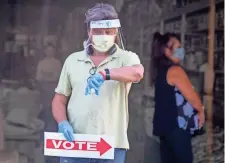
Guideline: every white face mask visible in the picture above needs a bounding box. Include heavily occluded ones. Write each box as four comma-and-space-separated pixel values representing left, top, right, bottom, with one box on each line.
91, 35, 115, 53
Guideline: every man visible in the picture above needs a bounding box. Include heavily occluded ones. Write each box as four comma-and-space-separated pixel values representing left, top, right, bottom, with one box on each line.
52, 3, 144, 163
36, 44, 62, 131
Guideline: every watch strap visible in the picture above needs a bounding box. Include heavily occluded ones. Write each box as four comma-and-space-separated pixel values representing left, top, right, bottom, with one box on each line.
105, 68, 110, 80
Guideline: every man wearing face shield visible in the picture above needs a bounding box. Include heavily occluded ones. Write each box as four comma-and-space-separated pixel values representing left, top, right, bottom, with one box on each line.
52, 3, 144, 163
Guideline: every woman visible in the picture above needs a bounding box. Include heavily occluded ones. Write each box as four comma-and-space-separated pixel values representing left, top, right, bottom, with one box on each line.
151, 32, 205, 163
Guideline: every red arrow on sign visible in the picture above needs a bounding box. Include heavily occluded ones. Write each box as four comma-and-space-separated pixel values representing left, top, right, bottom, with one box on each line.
97, 138, 112, 156
46, 138, 112, 156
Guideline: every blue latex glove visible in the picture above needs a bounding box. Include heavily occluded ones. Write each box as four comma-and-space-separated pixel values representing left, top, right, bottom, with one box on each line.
58, 120, 74, 142
85, 73, 105, 95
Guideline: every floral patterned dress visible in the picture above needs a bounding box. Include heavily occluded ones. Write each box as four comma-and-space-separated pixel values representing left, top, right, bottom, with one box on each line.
175, 87, 199, 135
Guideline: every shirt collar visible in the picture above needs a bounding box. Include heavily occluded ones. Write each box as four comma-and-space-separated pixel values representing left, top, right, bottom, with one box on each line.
77, 44, 120, 63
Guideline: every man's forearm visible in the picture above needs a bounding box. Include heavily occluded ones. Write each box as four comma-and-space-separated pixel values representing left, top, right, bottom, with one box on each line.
52, 95, 68, 123
109, 64, 144, 83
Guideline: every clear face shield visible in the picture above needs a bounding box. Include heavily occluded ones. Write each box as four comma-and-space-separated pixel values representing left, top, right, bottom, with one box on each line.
84, 19, 125, 54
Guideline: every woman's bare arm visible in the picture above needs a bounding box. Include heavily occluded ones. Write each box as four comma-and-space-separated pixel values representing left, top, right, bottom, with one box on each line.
167, 66, 204, 113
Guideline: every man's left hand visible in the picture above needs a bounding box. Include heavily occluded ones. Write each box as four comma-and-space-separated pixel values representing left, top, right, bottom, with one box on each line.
85, 73, 105, 95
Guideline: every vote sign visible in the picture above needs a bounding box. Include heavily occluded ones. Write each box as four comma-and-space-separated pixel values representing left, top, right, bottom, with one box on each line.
44, 132, 114, 159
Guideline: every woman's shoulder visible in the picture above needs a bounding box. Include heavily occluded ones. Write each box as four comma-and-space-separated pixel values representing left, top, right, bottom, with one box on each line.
167, 65, 187, 85
168, 65, 185, 75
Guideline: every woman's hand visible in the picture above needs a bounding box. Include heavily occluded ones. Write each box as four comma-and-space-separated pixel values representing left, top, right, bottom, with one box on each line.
197, 111, 205, 129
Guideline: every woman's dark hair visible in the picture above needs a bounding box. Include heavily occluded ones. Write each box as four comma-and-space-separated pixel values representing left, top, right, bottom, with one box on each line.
150, 32, 180, 85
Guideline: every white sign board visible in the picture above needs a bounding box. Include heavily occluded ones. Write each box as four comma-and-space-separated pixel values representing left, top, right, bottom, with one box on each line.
44, 132, 114, 159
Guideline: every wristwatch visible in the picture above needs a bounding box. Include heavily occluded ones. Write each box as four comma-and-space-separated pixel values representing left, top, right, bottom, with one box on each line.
104, 68, 110, 80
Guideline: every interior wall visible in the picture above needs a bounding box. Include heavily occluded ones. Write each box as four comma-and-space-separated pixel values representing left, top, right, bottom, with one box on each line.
0, 1, 223, 163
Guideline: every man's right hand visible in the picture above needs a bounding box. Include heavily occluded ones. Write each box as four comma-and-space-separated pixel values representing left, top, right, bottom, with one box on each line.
58, 120, 74, 142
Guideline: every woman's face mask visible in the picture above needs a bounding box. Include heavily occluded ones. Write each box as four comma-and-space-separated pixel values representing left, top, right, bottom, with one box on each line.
167, 37, 185, 61
173, 48, 185, 60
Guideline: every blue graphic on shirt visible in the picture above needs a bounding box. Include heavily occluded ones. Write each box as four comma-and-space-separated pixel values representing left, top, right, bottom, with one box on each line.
183, 103, 194, 118
178, 116, 187, 129
175, 93, 184, 106
174, 87, 199, 135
